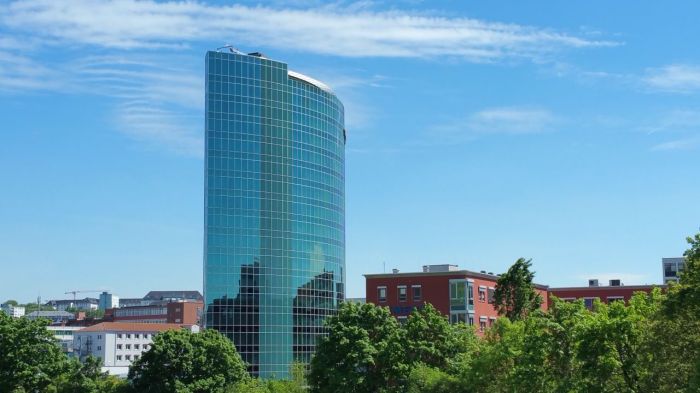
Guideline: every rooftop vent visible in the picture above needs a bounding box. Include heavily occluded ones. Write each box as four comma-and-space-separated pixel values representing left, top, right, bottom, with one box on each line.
609, 279, 622, 287
487, 272, 494, 275
480, 270, 487, 274
589, 279, 599, 287
247, 52, 267, 58
392, 268, 399, 274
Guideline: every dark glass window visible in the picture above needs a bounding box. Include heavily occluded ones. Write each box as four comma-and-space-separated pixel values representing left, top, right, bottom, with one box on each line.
378, 287, 387, 302
398, 286, 407, 302
412, 286, 422, 301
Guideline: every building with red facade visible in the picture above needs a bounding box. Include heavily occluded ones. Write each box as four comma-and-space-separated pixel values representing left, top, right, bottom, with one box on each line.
548, 278, 665, 309
365, 264, 548, 332
104, 301, 203, 325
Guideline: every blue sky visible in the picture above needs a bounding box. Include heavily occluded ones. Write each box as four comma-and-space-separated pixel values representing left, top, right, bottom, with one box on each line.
1, 0, 699, 303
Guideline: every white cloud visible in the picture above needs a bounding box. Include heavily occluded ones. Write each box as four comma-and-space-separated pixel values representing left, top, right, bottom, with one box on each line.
651, 138, 700, 151
644, 64, 700, 93
0, 0, 616, 60
429, 107, 558, 144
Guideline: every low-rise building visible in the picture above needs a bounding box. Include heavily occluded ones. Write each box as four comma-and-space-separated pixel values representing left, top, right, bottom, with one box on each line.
1, 303, 25, 318
365, 264, 548, 333
548, 279, 664, 309
26, 310, 75, 324
663, 257, 686, 284
73, 322, 199, 376
106, 301, 203, 325
46, 298, 99, 311
47, 325, 82, 355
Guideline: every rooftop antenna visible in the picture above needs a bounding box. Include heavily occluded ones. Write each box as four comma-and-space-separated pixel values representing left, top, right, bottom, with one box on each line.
383, 261, 386, 273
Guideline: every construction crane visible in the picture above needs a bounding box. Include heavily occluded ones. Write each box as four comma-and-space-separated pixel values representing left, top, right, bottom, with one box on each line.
64, 290, 108, 301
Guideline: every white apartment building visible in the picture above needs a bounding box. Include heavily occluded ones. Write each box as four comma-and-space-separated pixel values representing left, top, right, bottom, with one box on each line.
73, 322, 199, 376
1, 303, 25, 318
47, 325, 82, 355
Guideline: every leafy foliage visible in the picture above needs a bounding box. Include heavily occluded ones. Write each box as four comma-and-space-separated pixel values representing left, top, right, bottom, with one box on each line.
494, 257, 543, 321
128, 328, 248, 393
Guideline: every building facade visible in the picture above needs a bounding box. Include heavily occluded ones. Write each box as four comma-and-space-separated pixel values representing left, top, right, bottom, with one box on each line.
203, 49, 346, 378
47, 326, 82, 355
99, 292, 120, 310
549, 279, 664, 309
365, 265, 548, 333
73, 322, 198, 376
46, 298, 99, 311
1, 303, 25, 318
106, 301, 203, 325
663, 257, 686, 284
26, 310, 75, 324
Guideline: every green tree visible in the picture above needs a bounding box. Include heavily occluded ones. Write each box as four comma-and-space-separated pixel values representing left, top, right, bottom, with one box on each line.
128, 328, 248, 393
404, 303, 476, 369
494, 257, 543, 321
0, 312, 68, 392
309, 302, 408, 393
3, 299, 18, 306
405, 364, 457, 393
51, 356, 128, 393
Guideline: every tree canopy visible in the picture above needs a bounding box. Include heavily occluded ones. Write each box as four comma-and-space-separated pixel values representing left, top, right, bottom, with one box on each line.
494, 257, 543, 321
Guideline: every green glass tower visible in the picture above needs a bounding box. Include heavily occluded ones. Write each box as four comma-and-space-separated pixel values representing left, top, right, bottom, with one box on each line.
203, 49, 345, 378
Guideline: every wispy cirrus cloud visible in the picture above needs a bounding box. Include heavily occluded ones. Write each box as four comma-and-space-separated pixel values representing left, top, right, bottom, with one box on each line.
0, 0, 615, 155
428, 106, 558, 145
0, 0, 616, 60
643, 64, 700, 93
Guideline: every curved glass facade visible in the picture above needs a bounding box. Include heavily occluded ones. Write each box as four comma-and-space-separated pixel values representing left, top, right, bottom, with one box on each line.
203, 51, 345, 378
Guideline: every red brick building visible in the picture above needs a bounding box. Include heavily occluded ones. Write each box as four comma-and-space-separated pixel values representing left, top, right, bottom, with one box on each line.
548, 279, 665, 309
104, 301, 203, 325
365, 264, 548, 332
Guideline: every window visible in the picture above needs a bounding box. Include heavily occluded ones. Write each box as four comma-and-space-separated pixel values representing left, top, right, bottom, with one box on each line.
135, 334, 140, 339
134, 344, 140, 350
478, 287, 486, 302
397, 316, 408, 325
398, 286, 407, 302
134, 355, 140, 360
584, 298, 595, 310
125, 355, 131, 361
97, 335, 102, 340
126, 334, 131, 339
489, 317, 496, 327
468, 315, 474, 326
377, 286, 387, 302
97, 346, 102, 351
144, 334, 149, 339
487, 288, 495, 304
117, 344, 122, 350
607, 296, 624, 303
117, 334, 122, 339
412, 285, 422, 301
126, 344, 131, 350
143, 344, 148, 350
116, 355, 122, 361
479, 321, 487, 332
450, 313, 467, 324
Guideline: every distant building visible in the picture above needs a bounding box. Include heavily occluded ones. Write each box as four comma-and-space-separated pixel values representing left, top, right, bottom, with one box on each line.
106, 301, 203, 325
548, 279, 664, 309
26, 310, 75, 324
365, 265, 548, 333
1, 303, 25, 318
143, 291, 203, 304
74, 322, 199, 376
98, 292, 119, 310
46, 298, 99, 311
663, 257, 686, 284
344, 298, 366, 304
118, 298, 145, 308
47, 326, 82, 355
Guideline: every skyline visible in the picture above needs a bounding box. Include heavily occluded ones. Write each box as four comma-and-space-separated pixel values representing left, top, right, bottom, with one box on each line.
2, 0, 700, 303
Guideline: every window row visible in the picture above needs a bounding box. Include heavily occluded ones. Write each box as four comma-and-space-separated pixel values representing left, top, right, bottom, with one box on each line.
376, 285, 422, 303
116, 343, 149, 350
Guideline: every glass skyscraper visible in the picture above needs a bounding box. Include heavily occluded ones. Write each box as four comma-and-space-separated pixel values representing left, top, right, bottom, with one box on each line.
203, 50, 345, 378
